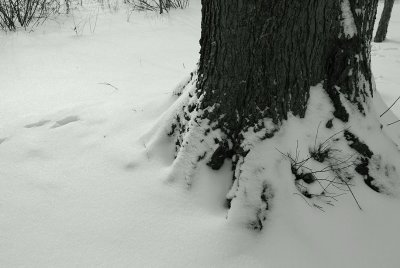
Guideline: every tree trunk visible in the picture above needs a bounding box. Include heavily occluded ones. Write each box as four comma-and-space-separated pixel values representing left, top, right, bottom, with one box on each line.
197, 0, 377, 139
154, 0, 400, 230
374, 0, 395, 42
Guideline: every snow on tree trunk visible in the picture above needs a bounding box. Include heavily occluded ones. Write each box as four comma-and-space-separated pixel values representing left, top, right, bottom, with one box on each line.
147, 0, 400, 230
374, 0, 395, 43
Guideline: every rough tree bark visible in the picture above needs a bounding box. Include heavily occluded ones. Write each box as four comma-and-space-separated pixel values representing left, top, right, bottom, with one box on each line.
152, 0, 400, 230
374, 0, 395, 42
197, 0, 377, 132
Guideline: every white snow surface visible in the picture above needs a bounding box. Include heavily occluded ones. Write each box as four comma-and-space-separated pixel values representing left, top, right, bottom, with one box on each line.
1, 1, 400, 267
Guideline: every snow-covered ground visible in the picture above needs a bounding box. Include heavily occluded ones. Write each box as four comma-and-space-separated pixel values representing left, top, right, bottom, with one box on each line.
1, 1, 400, 267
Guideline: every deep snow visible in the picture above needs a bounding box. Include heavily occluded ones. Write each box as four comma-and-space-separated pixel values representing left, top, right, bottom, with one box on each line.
1, 1, 400, 267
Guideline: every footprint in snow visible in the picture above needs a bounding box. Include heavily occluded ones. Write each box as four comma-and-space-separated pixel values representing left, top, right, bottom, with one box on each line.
51, 116, 80, 128
25, 120, 51, 128
0, 137, 7, 145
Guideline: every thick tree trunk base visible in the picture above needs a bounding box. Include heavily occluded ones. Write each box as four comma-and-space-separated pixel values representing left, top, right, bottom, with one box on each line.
147, 74, 400, 230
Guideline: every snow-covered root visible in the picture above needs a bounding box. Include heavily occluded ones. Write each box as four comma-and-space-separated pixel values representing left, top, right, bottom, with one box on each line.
226, 85, 400, 230
146, 76, 400, 231
167, 118, 223, 187
144, 71, 224, 187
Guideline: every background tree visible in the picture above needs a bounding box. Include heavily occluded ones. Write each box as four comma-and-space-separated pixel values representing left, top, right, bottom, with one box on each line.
149, 0, 400, 230
374, 0, 395, 42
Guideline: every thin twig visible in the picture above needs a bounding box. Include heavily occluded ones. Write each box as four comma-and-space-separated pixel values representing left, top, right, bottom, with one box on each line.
293, 193, 313, 208
320, 127, 350, 149
98, 82, 119, 91
336, 176, 362, 210
380, 95, 400, 118
387, 119, 400, 126
314, 121, 322, 150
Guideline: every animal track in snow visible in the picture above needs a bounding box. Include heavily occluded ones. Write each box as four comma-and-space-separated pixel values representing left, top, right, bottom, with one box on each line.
51, 116, 80, 128
25, 120, 50, 128
0, 138, 7, 145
